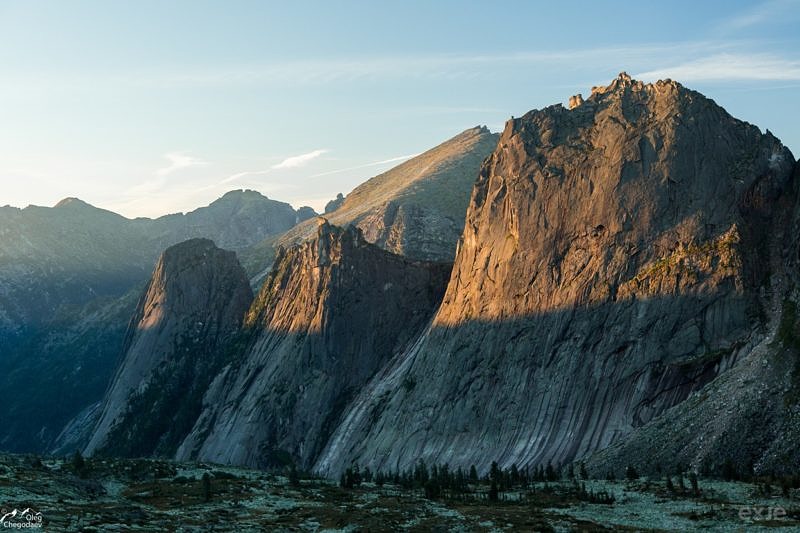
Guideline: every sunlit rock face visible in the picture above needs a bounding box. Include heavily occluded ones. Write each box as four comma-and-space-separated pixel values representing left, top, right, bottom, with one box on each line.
272, 126, 499, 264
176, 222, 451, 469
84, 239, 253, 457
315, 74, 797, 477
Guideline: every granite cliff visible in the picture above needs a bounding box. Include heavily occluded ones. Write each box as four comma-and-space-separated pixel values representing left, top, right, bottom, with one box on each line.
51, 75, 800, 482
315, 74, 798, 476
84, 239, 253, 457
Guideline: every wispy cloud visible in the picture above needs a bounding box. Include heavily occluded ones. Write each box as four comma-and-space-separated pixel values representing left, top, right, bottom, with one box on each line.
636, 53, 800, 82
271, 149, 328, 169
715, 0, 800, 33
129, 45, 712, 88
219, 149, 330, 186
309, 153, 420, 178
220, 169, 272, 185
6, 40, 797, 94
155, 152, 207, 176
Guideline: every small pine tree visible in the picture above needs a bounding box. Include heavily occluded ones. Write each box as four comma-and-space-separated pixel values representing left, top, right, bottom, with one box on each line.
580, 462, 588, 480
289, 463, 300, 488
202, 472, 212, 502
545, 462, 557, 482
689, 472, 700, 497
722, 458, 738, 481
488, 478, 499, 502
678, 473, 686, 493
469, 464, 478, 483
72, 450, 87, 478
490, 461, 501, 483
567, 463, 575, 480
625, 465, 639, 481
666, 476, 675, 493
424, 478, 441, 500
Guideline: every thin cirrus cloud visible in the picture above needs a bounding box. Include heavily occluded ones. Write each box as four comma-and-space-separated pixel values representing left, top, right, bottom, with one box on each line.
155, 152, 208, 176
636, 53, 800, 82
271, 149, 328, 169
124, 151, 208, 196
220, 149, 329, 185
126, 46, 711, 89
5, 41, 798, 94
714, 0, 800, 33
308, 153, 421, 179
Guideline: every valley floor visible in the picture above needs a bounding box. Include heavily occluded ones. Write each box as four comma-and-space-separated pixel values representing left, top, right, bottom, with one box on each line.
0, 454, 798, 532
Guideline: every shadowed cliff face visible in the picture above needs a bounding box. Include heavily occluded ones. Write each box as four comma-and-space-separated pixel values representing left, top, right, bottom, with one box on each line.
586, 158, 800, 477
84, 239, 253, 457
314, 74, 797, 477
176, 222, 451, 469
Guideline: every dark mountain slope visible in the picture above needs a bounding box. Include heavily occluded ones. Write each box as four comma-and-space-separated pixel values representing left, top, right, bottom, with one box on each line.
586, 159, 800, 477
0, 190, 309, 453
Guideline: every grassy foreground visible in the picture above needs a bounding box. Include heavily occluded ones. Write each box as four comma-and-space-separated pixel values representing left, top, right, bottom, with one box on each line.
1, 454, 798, 531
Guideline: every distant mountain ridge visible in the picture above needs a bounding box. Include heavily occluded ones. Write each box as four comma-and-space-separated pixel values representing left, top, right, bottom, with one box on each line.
0, 189, 313, 453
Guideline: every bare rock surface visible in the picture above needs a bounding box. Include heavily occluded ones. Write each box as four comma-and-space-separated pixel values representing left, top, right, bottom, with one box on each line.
0, 190, 310, 453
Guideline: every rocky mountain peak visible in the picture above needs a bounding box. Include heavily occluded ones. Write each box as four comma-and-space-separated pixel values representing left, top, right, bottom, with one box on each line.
83, 238, 253, 457
315, 76, 798, 477
53, 197, 94, 209
262, 126, 499, 267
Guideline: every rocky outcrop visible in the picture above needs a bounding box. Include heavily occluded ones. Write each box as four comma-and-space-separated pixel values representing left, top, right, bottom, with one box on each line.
270, 126, 499, 263
568, 94, 584, 109
84, 239, 253, 457
175, 222, 451, 469
324, 193, 346, 214
314, 74, 797, 477
295, 206, 317, 223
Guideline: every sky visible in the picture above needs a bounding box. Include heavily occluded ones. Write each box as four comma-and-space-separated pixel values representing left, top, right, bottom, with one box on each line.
1, 0, 799, 218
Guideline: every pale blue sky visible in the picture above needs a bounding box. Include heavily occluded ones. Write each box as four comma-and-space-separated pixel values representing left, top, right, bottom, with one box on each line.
1, 0, 798, 217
